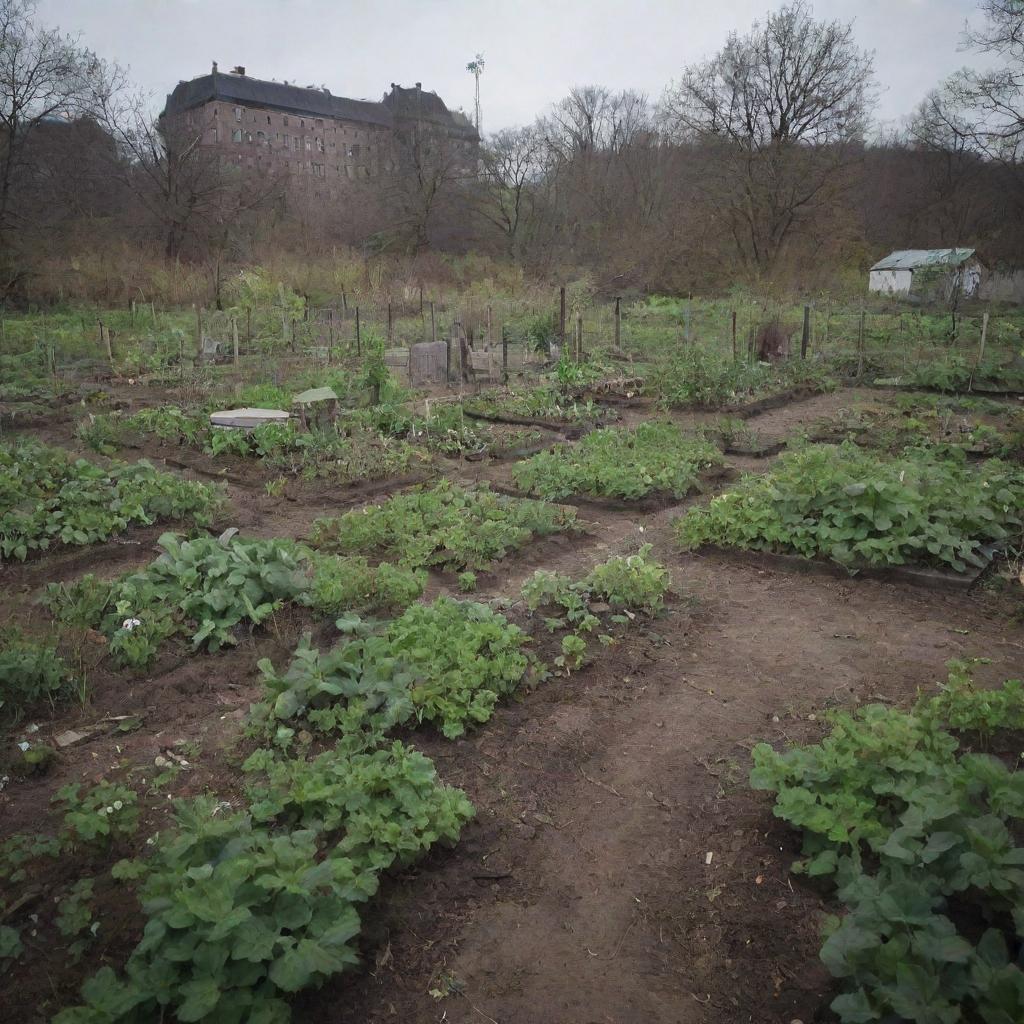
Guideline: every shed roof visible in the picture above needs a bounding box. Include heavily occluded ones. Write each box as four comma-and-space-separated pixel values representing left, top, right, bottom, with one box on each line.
870, 249, 977, 272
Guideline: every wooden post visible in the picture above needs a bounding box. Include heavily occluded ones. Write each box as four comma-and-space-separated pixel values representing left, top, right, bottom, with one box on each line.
231, 317, 239, 366
246, 307, 252, 345
328, 308, 335, 363
355, 307, 361, 355
387, 301, 393, 343
502, 324, 508, 382
130, 300, 136, 328
801, 305, 810, 359
614, 296, 621, 349
576, 311, 583, 362
342, 290, 348, 312
559, 286, 566, 348
102, 323, 114, 370
487, 305, 493, 347
731, 310, 737, 361
445, 330, 451, 382
857, 309, 866, 378
430, 301, 436, 344
419, 285, 423, 313
978, 311, 989, 365
195, 305, 203, 362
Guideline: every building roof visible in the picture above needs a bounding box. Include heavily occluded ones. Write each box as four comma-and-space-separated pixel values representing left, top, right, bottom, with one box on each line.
162, 70, 478, 140
870, 249, 977, 272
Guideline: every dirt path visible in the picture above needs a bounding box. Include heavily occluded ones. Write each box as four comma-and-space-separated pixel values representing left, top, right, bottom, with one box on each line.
5, 391, 1024, 1024
294, 471, 1024, 1024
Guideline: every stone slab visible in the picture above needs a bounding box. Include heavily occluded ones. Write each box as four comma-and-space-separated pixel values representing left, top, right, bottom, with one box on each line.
210, 408, 291, 429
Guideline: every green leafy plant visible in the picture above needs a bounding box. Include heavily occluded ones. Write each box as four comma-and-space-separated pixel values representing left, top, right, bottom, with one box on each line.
56, 739, 474, 1024
0, 629, 74, 721
311, 480, 577, 572
512, 422, 722, 501
0, 440, 223, 562
750, 661, 1024, 1023
676, 442, 1024, 573
54, 782, 139, 849
255, 598, 532, 741
308, 555, 425, 616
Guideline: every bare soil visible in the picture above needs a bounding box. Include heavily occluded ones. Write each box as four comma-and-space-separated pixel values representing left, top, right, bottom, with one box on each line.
2, 385, 1023, 1024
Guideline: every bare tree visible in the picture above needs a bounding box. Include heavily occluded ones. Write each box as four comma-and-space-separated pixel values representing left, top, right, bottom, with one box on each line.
0, 0, 113, 279
379, 120, 473, 253
660, 0, 875, 278
89, 83, 282, 265
478, 125, 544, 253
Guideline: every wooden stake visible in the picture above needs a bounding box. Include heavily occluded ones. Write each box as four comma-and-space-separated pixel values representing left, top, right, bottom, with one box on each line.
232, 317, 239, 366
576, 312, 583, 362
559, 286, 566, 348
502, 324, 508, 382
731, 310, 737, 362
857, 309, 866, 378
978, 311, 989, 365
801, 305, 810, 359
195, 305, 203, 362
614, 296, 621, 349
387, 301, 393, 343
430, 301, 436, 344
328, 308, 335, 363
355, 307, 361, 355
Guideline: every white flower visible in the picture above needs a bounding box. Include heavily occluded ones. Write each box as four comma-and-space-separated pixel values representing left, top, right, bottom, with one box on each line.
122, 618, 142, 631
113, 800, 123, 811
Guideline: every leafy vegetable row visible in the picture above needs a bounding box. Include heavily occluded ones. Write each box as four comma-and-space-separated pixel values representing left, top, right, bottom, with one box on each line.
752, 661, 1024, 1023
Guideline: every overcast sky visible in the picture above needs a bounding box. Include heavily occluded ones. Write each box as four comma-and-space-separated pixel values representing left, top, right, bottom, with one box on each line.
37, 0, 984, 133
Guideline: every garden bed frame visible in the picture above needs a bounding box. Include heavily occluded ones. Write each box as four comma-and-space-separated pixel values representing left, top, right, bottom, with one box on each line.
690, 544, 990, 593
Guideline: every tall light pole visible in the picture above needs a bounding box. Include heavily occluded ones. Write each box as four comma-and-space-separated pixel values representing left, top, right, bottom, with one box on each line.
466, 53, 485, 136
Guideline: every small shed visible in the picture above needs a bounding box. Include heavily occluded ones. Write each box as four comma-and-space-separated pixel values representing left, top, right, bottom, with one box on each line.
868, 249, 984, 298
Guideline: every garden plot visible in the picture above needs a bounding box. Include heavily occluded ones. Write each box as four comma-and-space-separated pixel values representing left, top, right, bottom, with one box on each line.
463, 384, 615, 429
509, 421, 727, 510
76, 405, 430, 494
676, 441, 1024, 586
0, 438, 223, 563
654, 348, 836, 412
6, 354, 1024, 1024
804, 391, 1024, 461
310, 479, 581, 579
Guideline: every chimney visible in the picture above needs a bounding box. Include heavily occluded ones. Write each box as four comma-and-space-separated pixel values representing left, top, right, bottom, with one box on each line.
212, 60, 218, 74
231, 65, 245, 76
415, 82, 422, 89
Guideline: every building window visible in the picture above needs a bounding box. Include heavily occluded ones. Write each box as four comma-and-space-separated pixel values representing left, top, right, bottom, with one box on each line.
283, 116, 289, 126
210, 126, 219, 143
315, 118, 323, 128
257, 130, 266, 144
234, 106, 242, 122
300, 118, 305, 127
245, 132, 253, 143
267, 115, 271, 124
232, 128, 242, 143
316, 137, 324, 152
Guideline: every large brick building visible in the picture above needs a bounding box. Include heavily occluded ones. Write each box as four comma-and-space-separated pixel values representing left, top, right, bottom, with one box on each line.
160, 64, 479, 199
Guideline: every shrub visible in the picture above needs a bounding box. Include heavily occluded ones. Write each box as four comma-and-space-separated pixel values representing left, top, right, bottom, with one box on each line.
0, 630, 74, 721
